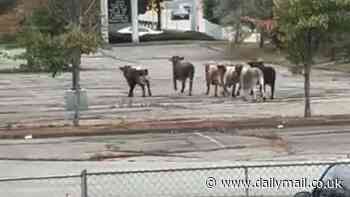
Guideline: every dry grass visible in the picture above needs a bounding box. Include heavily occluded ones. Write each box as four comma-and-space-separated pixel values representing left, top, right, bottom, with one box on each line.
238, 130, 282, 141
318, 62, 350, 73
207, 42, 350, 74
207, 42, 288, 64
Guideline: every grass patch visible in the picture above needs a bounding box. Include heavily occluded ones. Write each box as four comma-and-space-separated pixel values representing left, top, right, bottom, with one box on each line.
0, 34, 18, 49
207, 42, 288, 64
0, 66, 100, 75
0, 68, 61, 74
317, 62, 350, 73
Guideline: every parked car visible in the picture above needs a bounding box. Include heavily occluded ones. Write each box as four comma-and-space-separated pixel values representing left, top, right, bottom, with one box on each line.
171, 7, 190, 20
293, 164, 350, 197
117, 26, 163, 37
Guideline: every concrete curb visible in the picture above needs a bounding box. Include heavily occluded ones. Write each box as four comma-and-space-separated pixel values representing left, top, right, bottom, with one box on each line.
1, 115, 350, 140
108, 40, 227, 47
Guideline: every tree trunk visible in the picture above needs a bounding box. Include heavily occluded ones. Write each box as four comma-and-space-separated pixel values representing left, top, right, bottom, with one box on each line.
304, 64, 311, 117
72, 49, 81, 127
259, 31, 265, 48
156, 0, 161, 30
72, 65, 77, 90
72, 0, 81, 127
72, 51, 81, 91
234, 22, 241, 44
330, 47, 336, 61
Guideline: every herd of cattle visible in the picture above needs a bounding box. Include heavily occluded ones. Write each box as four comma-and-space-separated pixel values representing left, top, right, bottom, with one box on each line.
119, 56, 276, 101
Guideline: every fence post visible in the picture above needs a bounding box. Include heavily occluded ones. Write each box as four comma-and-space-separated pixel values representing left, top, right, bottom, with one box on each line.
244, 167, 249, 197
81, 170, 88, 197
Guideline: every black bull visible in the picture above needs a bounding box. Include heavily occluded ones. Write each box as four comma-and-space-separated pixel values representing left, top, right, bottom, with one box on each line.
120, 65, 152, 97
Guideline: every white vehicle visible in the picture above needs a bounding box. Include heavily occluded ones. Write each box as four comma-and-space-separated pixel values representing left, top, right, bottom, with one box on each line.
117, 26, 163, 37
293, 164, 350, 197
171, 6, 190, 20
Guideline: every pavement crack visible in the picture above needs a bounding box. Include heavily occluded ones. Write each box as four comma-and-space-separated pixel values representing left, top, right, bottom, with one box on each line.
107, 145, 247, 156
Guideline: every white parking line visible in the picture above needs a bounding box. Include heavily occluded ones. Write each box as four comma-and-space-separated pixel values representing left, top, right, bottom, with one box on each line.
194, 132, 226, 148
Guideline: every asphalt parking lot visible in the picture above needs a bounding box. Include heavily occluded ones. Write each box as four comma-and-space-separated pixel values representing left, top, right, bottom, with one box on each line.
1, 43, 350, 127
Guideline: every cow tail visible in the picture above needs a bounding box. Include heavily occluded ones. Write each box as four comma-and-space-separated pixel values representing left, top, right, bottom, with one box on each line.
190, 65, 195, 81
259, 70, 266, 99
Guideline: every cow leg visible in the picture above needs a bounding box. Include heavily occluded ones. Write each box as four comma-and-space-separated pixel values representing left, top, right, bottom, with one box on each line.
206, 81, 210, 95
242, 89, 248, 101
128, 84, 135, 97
214, 85, 218, 97
189, 78, 193, 96
181, 79, 187, 94
261, 84, 266, 101
141, 84, 146, 97
222, 85, 228, 97
252, 88, 257, 101
232, 84, 236, 97
236, 84, 241, 96
146, 80, 152, 96
173, 78, 178, 91
271, 82, 275, 100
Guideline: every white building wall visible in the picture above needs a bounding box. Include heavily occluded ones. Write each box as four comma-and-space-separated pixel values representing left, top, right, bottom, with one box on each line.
138, 0, 239, 41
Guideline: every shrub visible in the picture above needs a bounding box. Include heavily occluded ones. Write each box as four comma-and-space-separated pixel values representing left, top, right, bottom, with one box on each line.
12, 6, 100, 77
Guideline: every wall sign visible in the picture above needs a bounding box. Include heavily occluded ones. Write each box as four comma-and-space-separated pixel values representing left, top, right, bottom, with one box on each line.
108, 0, 130, 24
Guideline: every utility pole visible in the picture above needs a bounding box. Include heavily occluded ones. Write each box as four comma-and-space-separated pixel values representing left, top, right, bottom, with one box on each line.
100, 0, 109, 43
72, 0, 81, 126
191, 0, 197, 31
131, 0, 139, 43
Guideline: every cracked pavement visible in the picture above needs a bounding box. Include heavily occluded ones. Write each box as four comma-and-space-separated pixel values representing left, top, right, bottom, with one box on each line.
1, 43, 350, 127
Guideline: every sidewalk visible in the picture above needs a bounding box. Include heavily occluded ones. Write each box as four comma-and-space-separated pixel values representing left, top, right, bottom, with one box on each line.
1, 114, 350, 139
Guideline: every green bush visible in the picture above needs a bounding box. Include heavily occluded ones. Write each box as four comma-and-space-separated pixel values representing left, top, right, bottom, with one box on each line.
0, 33, 18, 49
13, 8, 69, 76
12, 6, 100, 77
203, 0, 220, 24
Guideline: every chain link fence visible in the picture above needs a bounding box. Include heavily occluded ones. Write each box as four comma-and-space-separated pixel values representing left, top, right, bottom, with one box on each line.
1, 161, 349, 197
0, 174, 82, 197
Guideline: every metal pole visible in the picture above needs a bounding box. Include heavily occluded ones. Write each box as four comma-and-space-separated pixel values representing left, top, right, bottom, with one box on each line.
100, 0, 109, 43
81, 170, 88, 197
73, 50, 81, 127
191, 0, 197, 31
131, 0, 139, 43
72, 0, 81, 127
244, 167, 249, 197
